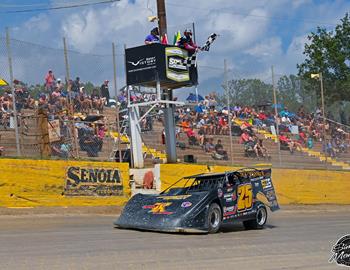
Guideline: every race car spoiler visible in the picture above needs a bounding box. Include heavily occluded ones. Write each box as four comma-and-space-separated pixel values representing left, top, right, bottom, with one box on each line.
182, 168, 280, 212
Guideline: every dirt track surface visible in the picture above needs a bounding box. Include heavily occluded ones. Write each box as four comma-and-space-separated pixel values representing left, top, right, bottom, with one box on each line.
0, 205, 349, 270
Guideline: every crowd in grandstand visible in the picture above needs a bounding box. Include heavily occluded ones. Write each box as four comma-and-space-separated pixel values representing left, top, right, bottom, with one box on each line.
1, 71, 349, 161
174, 93, 349, 160
0, 70, 113, 158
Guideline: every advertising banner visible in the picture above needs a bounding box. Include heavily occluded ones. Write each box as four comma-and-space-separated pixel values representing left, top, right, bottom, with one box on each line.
48, 120, 61, 142
165, 47, 190, 82
125, 43, 196, 89
65, 166, 123, 196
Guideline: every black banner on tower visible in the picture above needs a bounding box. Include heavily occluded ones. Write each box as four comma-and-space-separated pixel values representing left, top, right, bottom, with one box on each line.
125, 43, 197, 89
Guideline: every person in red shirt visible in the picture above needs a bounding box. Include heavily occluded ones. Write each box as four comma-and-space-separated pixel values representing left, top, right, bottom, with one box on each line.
258, 111, 267, 121
45, 70, 56, 92
177, 29, 199, 54
240, 130, 250, 144
218, 116, 228, 135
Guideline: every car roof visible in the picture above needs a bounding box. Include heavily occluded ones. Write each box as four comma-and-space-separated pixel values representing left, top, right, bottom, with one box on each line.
184, 168, 268, 180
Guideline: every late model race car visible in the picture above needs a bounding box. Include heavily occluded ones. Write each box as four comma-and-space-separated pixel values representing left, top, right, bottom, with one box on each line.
114, 168, 279, 233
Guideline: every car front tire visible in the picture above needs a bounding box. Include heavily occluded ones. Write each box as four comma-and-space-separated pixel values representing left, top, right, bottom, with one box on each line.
243, 205, 267, 230
207, 203, 222, 234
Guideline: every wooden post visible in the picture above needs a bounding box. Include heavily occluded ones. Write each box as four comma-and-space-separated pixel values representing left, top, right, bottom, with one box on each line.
37, 109, 51, 158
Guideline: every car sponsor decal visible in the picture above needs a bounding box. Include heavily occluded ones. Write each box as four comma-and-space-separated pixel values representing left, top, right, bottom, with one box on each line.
223, 206, 237, 217
261, 178, 272, 190
224, 192, 237, 202
142, 202, 173, 215
181, 201, 192, 208
237, 183, 253, 212
156, 195, 192, 200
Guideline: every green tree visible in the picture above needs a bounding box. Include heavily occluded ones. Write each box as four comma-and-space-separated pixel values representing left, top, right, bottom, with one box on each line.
220, 79, 272, 107
297, 13, 350, 103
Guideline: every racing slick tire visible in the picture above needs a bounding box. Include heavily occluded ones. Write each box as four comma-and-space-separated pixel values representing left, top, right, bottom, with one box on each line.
207, 203, 222, 234
243, 205, 267, 230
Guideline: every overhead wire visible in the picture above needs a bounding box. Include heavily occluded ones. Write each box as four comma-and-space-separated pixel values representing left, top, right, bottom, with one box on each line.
0, 0, 120, 14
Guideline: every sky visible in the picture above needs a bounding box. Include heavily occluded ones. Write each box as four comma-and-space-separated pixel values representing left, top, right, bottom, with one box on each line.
0, 0, 349, 98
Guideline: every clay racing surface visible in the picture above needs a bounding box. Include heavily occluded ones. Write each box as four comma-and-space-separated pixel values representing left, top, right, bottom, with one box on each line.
0, 205, 349, 270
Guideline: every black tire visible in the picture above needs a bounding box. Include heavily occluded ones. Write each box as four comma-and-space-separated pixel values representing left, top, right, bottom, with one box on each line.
207, 203, 222, 234
243, 205, 267, 230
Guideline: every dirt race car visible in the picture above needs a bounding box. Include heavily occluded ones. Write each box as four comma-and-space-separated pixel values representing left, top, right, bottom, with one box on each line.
114, 168, 279, 233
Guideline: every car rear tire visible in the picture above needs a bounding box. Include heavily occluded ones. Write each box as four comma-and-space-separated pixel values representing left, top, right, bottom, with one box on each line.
243, 205, 267, 230
207, 203, 222, 234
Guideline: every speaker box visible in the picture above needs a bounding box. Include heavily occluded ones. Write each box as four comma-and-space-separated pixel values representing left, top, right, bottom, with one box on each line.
184, 154, 196, 163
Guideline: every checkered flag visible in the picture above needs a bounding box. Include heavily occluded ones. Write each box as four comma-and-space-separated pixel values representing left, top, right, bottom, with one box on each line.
182, 53, 197, 68
201, 33, 217, 52
181, 33, 218, 68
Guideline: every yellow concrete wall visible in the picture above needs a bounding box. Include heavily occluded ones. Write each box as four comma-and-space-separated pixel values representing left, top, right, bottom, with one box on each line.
0, 159, 130, 208
160, 164, 350, 204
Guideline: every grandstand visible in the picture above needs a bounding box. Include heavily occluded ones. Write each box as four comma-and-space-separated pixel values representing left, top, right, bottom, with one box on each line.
0, 105, 349, 170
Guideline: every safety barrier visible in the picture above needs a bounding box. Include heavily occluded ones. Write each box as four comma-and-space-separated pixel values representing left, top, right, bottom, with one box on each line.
160, 164, 350, 204
0, 158, 130, 208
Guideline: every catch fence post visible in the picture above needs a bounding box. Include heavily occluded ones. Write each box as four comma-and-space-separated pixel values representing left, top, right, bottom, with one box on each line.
271, 65, 282, 167
224, 59, 234, 165
112, 42, 122, 162
5, 27, 21, 157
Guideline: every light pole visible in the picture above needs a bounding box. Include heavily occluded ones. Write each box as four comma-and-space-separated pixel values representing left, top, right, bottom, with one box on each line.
311, 72, 326, 135
311, 72, 327, 163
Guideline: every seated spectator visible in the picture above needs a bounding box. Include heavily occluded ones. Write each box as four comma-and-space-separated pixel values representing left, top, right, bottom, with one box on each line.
297, 129, 307, 145
38, 93, 48, 110
186, 127, 199, 145
51, 140, 70, 159
233, 104, 242, 117
279, 133, 302, 154
218, 116, 228, 135
79, 127, 102, 157
197, 126, 205, 146
91, 88, 104, 112
212, 139, 228, 160
239, 130, 250, 144
254, 139, 269, 159
307, 136, 314, 149
77, 91, 92, 113
97, 125, 106, 140
279, 133, 293, 152
323, 139, 336, 158
204, 138, 215, 152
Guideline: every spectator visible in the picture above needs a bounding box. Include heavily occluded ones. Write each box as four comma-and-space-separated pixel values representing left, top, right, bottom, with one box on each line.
38, 93, 48, 110
204, 138, 215, 152
324, 139, 336, 158
71, 77, 81, 97
239, 130, 250, 144
145, 27, 160, 44
45, 70, 56, 92
100, 80, 110, 106
212, 139, 228, 160
91, 88, 104, 112
307, 136, 314, 149
56, 78, 64, 92
186, 127, 198, 145
177, 29, 199, 54
254, 139, 269, 159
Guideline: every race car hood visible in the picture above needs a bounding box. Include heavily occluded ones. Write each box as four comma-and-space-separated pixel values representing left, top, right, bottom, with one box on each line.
114, 192, 210, 232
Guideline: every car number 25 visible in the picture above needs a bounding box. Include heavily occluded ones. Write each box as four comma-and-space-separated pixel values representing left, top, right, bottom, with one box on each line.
237, 183, 253, 211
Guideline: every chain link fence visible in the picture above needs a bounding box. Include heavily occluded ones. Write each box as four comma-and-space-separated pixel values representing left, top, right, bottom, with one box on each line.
0, 30, 124, 162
